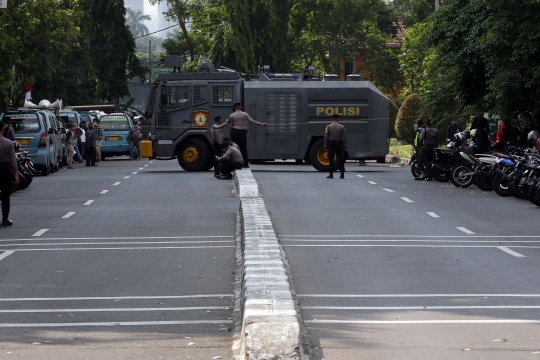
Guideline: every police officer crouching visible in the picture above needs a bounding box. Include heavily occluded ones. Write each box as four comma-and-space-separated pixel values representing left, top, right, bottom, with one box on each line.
0, 121, 19, 227
215, 141, 244, 180
324, 114, 347, 179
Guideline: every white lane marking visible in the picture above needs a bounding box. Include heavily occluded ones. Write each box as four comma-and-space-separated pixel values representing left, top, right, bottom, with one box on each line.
382, 188, 394, 193
356, 175, 363, 178
457, 227, 475, 234
132, 172, 138, 174
113, 182, 121, 186
62, 212, 76, 219
7, 246, 235, 252
0, 306, 229, 313
32, 229, 49, 237
0, 235, 233, 242
283, 239, 540, 243
303, 306, 540, 310
282, 235, 540, 238
124, 176, 130, 179
83, 200, 94, 206
368, 181, 377, 184
427, 212, 440, 218
401, 197, 414, 203
150, 161, 153, 163
0, 294, 233, 302
498, 246, 526, 257
0, 251, 14, 262
0, 240, 234, 247
0, 320, 233, 328
139, 167, 144, 170
284, 245, 540, 249
100, 190, 109, 194
298, 294, 540, 298
144, 165, 148, 167
305, 320, 540, 325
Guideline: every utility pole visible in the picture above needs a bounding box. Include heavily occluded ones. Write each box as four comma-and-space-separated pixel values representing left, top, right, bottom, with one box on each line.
148, 40, 152, 97
435, 0, 440, 11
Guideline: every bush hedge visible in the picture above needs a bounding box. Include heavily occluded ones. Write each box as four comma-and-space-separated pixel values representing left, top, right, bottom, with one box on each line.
395, 93, 423, 144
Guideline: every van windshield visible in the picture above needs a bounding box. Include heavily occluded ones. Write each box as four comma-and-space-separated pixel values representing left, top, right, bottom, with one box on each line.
7, 114, 41, 133
80, 115, 92, 125
100, 115, 130, 131
60, 113, 78, 128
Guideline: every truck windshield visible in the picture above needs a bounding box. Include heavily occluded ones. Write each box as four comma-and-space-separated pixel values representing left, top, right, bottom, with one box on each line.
100, 115, 130, 131
7, 114, 41, 133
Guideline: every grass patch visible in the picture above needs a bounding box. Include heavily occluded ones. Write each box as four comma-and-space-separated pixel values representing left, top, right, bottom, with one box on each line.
389, 138, 413, 159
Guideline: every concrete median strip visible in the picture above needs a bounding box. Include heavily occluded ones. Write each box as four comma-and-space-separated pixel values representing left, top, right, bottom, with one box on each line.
234, 169, 302, 360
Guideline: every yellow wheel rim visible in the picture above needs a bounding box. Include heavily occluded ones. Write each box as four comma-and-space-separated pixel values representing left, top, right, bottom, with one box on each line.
183, 146, 199, 164
317, 146, 336, 166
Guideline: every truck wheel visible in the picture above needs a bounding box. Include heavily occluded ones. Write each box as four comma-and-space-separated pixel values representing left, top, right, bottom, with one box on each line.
177, 138, 209, 171
376, 157, 386, 163
309, 139, 337, 172
204, 145, 215, 171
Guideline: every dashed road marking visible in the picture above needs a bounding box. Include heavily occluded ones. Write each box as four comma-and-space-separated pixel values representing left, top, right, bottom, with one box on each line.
144, 165, 148, 167
427, 212, 440, 218
401, 197, 414, 203
382, 188, 394, 193
32, 229, 49, 237
62, 212, 76, 219
457, 227, 475, 234
368, 181, 377, 185
83, 200, 94, 206
100, 190, 109, 194
356, 175, 363, 178
498, 246, 526, 257
150, 161, 153, 163
139, 168, 144, 170
124, 176, 130, 179
0, 251, 14, 262
113, 182, 121, 186
132, 172, 138, 174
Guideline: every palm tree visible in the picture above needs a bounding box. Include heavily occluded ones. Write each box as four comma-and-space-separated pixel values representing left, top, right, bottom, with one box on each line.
125, 8, 151, 38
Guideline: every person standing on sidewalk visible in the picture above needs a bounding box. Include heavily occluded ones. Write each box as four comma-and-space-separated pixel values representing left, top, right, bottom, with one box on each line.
211, 117, 224, 178
65, 123, 77, 169
128, 119, 142, 160
0, 121, 19, 227
93, 118, 103, 162
86, 123, 97, 166
212, 103, 267, 168
324, 114, 347, 179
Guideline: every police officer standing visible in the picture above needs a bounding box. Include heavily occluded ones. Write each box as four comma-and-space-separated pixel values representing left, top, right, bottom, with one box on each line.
324, 114, 347, 179
212, 103, 267, 168
0, 121, 19, 226
413, 118, 425, 180
419, 118, 439, 181
2, 116, 16, 141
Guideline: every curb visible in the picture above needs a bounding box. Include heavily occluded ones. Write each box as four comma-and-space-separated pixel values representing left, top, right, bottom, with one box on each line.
234, 169, 301, 360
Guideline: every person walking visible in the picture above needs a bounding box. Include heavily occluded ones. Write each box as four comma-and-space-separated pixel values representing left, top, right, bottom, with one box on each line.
215, 141, 243, 180
65, 123, 77, 169
212, 103, 267, 168
413, 118, 425, 180
86, 123, 97, 166
93, 118, 103, 162
78, 121, 88, 160
419, 118, 439, 181
324, 114, 347, 179
0, 120, 19, 227
2, 116, 16, 141
128, 119, 142, 160
446, 118, 461, 141
211, 117, 224, 178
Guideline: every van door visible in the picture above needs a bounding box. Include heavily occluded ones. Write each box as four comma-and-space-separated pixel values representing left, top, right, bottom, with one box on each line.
264, 93, 300, 157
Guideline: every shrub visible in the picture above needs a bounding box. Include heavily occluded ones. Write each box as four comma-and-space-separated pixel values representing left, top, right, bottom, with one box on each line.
388, 98, 399, 139
395, 93, 423, 144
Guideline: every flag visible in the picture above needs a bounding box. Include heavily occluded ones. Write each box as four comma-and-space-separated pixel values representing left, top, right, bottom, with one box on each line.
25, 83, 33, 101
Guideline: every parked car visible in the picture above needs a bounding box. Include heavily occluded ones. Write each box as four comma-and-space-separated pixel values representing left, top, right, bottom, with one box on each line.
98, 113, 133, 160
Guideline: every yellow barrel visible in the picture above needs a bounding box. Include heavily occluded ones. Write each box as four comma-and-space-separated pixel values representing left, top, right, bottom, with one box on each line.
140, 140, 153, 158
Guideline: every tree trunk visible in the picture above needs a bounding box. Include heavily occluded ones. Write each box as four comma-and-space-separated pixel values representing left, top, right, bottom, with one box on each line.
114, 97, 121, 112
178, 14, 195, 61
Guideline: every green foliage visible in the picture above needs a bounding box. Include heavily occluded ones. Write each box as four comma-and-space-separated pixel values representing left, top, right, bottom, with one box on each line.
399, 22, 435, 96
388, 98, 400, 139
389, 0, 435, 26
395, 93, 423, 144
126, 8, 151, 37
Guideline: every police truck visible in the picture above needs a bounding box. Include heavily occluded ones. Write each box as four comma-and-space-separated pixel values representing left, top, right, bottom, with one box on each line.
141, 58, 389, 171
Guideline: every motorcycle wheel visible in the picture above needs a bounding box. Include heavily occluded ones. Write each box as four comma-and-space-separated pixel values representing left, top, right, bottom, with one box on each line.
510, 172, 528, 199
450, 164, 474, 188
474, 173, 493, 191
410, 160, 422, 179
19, 170, 33, 190
433, 169, 450, 182
491, 175, 512, 197
528, 181, 540, 206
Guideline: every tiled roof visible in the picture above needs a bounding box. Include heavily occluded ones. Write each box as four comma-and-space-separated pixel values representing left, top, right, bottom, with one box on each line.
385, 21, 406, 49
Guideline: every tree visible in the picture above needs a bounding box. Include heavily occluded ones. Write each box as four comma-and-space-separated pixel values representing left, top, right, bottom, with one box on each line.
395, 93, 423, 144
125, 8, 151, 38
389, 98, 400, 139
82, 0, 146, 110
389, 0, 435, 26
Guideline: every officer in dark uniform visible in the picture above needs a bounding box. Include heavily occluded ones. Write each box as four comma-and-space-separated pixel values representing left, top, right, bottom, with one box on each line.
324, 114, 347, 179
212, 103, 267, 168
0, 121, 19, 227
419, 118, 439, 181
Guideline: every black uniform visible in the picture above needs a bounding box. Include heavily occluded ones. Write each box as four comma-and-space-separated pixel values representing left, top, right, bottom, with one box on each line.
0, 136, 17, 223
420, 126, 439, 179
324, 122, 347, 177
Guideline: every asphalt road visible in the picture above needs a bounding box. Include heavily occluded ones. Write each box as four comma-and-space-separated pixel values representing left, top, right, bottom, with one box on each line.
0, 158, 238, 360
252, 161, 540, 360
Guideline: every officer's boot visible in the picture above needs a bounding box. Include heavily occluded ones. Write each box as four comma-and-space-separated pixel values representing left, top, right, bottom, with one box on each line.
340, 171, 344, 179
327, 172, 333, 179
2, 215, 12, 227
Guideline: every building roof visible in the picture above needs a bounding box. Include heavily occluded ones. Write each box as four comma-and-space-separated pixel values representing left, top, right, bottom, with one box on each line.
385, 21, 406, 49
